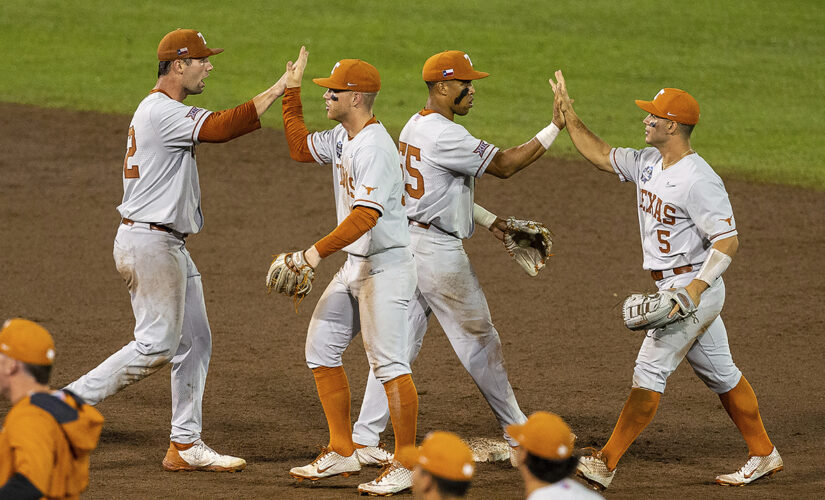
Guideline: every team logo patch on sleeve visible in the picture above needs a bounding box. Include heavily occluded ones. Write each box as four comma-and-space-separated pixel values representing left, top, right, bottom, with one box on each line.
641, 164, 654, 183
363, 185, 377, 195
186, 107, 203, 120
473, 140, 490, 158
336, 141, 343, 159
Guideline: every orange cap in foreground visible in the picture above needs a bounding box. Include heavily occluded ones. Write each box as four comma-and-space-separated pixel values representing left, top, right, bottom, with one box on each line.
0, 318, 56, 366
312, 59, 381, 92
396, 431, 475, 482
507, 411, 575, 461
635, 88, 700, 125
157, 29, 224, 61
422, 50, 490, 82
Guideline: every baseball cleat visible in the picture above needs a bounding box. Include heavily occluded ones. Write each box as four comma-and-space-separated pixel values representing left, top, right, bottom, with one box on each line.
355, 443, 394, 466
357, 460, 413, 496
289, 447, 361, 480
715, 447, 783, 486
509, 446, 519, 468
162, 440, 246, 472
576, 449, 615, 491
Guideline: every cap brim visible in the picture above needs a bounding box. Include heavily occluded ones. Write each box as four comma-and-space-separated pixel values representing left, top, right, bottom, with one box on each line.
395, 445, 420, 470
635, 99, 661, 117
312, 77, 350, 91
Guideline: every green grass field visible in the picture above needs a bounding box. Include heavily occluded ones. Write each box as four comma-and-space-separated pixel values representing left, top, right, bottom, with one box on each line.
2, 0, 822, 188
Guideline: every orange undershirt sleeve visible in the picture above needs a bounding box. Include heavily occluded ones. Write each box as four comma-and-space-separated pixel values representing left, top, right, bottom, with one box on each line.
198, 100, 261, 143
282, 87, 316, 162
314, 206, 380, 258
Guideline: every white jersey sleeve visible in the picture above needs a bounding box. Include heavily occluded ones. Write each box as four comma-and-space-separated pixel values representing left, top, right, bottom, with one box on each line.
307, 129, 337, 165
434, 123, 498, 178
351, 145, 399, 215
151, 101, 212, 148
610, 146, 658, 183
686, 175, 738, 243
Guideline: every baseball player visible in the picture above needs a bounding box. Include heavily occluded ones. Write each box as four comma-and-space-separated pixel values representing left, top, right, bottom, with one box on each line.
350, 50, 564, 466
277, 47, 419, 496
396, 431, 476, 499
509, 412, 604, 499
1, 319, 104, 499
65, 29, 290, 472
549, 71, 782, 489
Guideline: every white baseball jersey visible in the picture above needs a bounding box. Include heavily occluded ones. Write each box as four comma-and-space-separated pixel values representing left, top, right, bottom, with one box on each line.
610, 147, 737, 271
118, 90, 213, 234
307, 119, 409, 256
527, 479, 604, 499
398, 110, 499, 238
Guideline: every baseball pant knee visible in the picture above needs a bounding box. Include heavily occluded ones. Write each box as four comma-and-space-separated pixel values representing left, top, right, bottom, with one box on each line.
631, 360, 670, 393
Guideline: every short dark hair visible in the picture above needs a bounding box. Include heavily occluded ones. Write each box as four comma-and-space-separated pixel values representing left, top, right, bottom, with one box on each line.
21, 362, 52, 385
423, 470, 471, 498
677, 122, 695, 138
157, 58, 192, 78
525, 452, 578, 484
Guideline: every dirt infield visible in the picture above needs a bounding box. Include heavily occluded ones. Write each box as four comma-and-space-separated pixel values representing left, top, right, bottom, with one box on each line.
1, 102, 823, 499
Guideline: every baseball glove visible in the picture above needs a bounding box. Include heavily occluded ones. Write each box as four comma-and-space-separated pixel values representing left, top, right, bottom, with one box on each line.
503, 217, 553, 276
266, 251, 315, 300
622, 287, 698, 331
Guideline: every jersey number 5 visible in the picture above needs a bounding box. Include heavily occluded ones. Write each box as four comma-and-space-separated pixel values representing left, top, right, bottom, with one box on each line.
123, 126, 140, 179
399, 142, 424, 203
657, 229, 671, 253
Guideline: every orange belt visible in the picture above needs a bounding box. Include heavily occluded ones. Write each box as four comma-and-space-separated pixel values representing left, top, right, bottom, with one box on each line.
121, 218, 186, 238
651, 264, 695, 281
408, 220, 431, 230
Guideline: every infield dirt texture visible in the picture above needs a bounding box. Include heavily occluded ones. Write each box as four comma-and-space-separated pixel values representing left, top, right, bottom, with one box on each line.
1, 102, 823, 498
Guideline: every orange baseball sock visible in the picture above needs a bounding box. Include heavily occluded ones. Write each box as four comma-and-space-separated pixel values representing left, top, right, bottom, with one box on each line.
601, 388, 661, 470
312, 366, 355, 457
383, 374, 418, 456
719, 376, 773, 456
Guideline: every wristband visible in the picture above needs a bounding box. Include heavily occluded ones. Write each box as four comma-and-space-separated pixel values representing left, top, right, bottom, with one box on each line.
534, 122, 560, 149
696, 248, 732, 286
473, 203, 498, 229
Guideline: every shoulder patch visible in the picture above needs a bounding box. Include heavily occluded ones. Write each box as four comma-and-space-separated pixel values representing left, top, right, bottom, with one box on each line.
30, 392, 79, 424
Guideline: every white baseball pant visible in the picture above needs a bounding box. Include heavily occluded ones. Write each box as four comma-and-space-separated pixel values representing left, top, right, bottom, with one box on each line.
305, 247, 417, 383
65, 223, 211, 443
352, 225, 527, 447
633, 274, 742, 394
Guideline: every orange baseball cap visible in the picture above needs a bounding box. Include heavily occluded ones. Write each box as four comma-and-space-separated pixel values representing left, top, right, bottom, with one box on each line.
0, 318, 56, 366
312, 59, 381, 92
506, 412, 575, 461
422, 50, 489, 82
157, 29, 224, 61
396, 431, 475, 482
635, 88, 700, 125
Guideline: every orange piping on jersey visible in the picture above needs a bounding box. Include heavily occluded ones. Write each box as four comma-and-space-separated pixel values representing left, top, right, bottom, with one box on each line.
150, 88, 174, 99
198, 100, 260, 143
419, 108, 437, 116
474, 142, 497, 177
348, 116, 380, 140
282, 88, 315, 162
353, 199, 384, 211
314, 206, 380, 258
708, 228, 737, 241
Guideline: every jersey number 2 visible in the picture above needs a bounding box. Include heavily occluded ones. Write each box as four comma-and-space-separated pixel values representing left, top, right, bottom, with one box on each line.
399, 142, 424, 203
123, 126, 140, 179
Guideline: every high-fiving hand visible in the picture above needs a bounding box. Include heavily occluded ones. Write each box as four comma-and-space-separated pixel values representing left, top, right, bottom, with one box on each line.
286, 46, 309, 88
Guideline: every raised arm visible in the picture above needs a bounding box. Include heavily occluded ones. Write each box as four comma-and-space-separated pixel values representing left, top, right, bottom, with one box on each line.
484, 84, 565, 179
281, 46, 316, 162
549, 70, 614, 173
